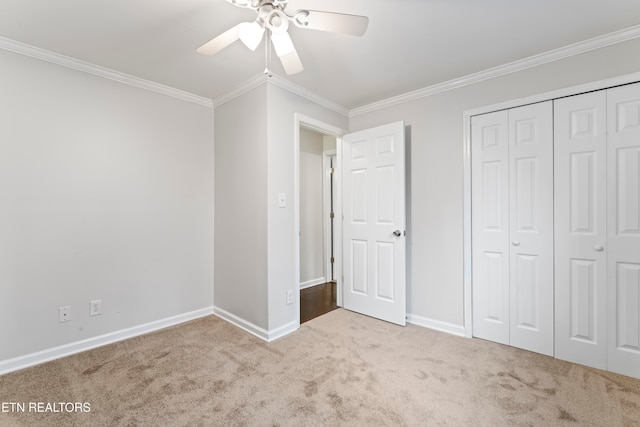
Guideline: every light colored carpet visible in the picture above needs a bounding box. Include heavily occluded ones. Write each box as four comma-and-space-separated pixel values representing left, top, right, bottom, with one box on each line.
1, 308, 639, 426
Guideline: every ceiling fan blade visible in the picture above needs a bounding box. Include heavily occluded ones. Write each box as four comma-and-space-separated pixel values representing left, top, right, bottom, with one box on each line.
271, 32, 303, 75
224, 0, 257, 8
292, 10, 369, 36
196, 24, 244, 55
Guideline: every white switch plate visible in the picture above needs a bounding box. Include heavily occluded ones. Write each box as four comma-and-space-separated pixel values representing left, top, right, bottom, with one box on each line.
58, 306, 71, 323
278, 193, 286, 208
286, 290, 293, 305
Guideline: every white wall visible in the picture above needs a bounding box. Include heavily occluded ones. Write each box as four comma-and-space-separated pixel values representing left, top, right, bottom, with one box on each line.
266, 83, 348, 333
0, 49, 215, 362
323, 135, 336, 152
214, 85, 269, 330
212, 81, 347, 339
349, 38, 640, 331
299, 127, 325, 287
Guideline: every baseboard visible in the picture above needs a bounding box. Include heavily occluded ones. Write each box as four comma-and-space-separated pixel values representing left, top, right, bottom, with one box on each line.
300, 277, 326, 290
213, 306, 270, 341
213, 306, 299, 342
0, 306, 215, 376
407, 313, 466, 337
267, 320, 298, 342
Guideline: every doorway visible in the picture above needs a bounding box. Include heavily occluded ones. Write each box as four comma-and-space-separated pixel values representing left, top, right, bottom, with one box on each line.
298, 126, 338, 323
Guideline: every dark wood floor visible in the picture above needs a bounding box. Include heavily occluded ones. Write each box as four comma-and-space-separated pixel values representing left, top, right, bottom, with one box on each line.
300, 281, 338, 323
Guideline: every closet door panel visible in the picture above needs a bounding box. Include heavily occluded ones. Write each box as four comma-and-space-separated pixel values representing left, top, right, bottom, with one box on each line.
554, 91, 607, 369
607, 82, 640, 378
508, 101, 554, 356
472, 111, 510, 345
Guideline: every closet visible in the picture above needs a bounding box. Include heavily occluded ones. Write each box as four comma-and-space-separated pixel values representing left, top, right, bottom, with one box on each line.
471, 101, 554, 357
554, 83, 640, 378
471, 81, 640, 379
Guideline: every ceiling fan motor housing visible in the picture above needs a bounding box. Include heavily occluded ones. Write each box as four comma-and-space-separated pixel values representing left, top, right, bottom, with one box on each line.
261, 8, 289, 34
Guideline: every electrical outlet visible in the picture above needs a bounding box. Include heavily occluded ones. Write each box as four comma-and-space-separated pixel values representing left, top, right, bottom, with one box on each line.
286, 290, 294, 305
90, 299, 102, 316
58, 306, 71, 323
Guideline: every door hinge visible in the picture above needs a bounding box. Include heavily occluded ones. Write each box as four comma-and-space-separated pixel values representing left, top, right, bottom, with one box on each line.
329, 167, 334, 174
330, 257, 335, 263
330, 212, 335, 219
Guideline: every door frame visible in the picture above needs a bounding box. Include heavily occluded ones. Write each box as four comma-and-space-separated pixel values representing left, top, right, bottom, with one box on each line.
462, 71, 640, 339
322, 150, 337, 285
294, 113, 346, 323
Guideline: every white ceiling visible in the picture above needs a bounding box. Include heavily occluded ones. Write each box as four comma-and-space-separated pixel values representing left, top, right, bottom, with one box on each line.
1, 0, 640, 109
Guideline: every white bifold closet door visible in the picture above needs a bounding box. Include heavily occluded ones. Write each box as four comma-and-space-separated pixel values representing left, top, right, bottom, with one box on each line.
554, 91, 608, 369
472, 101, 554, 356
607, 83, 640, 378
555, 82, 640, 378
471, 110, 509, 346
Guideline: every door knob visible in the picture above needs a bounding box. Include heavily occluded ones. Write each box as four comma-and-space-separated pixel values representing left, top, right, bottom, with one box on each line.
393, 230, 402, 237
512, 240, 520, 246
594, 244, 604, 252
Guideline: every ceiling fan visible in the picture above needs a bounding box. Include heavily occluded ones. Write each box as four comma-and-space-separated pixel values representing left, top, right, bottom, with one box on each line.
196, 0, 369, 75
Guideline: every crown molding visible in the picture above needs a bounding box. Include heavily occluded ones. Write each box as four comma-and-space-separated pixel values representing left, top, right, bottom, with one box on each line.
212, 73, 267, 107
0, 36, 213, 108
213, 72, 350, 117
5, 21, 639, 118
267, 74, 350, 117
350, 24, 640, 117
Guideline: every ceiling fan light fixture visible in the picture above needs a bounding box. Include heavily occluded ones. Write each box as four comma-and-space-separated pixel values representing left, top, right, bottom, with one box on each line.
271, 32, 294, 57
238, 21, 265, 51
271, 32, 303, 75
277, 49, 303, 75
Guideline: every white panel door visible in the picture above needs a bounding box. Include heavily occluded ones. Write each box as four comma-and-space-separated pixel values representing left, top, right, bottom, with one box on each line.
471, 110, 510, 345
342, 121, 406, 326
508, 102, 554, 356
554, 91, 608, 369
607, 82, 640, 378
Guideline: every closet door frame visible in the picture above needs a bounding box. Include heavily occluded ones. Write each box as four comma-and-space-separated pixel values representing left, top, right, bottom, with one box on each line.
463, 71, 640, 339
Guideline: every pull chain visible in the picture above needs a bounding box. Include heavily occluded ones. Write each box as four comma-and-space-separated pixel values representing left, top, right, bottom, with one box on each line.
264, 30, 272, 77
